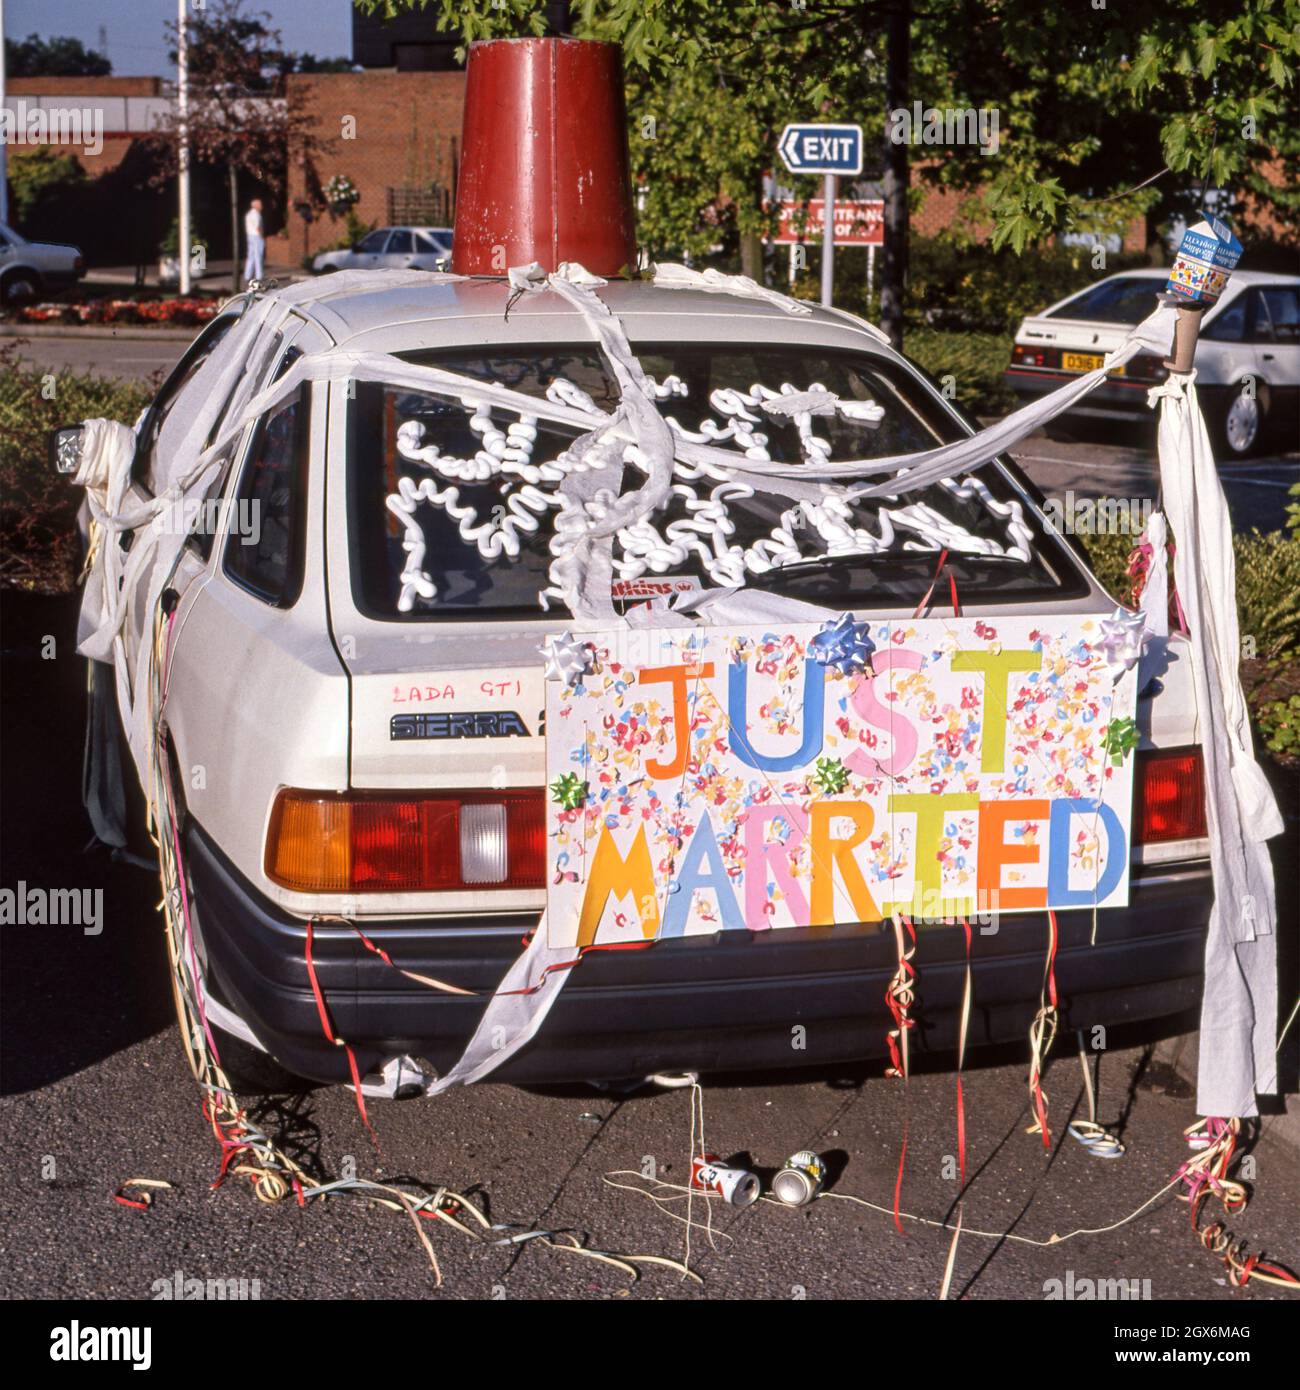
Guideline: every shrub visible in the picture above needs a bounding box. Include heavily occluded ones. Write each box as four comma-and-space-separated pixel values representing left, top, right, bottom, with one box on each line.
905, 235, 1150, 336
1235, 529, 1300, 665
0, 345, 154, 594
903, 329, 1016, 418
1256, 695, 1300, 761
1077, 530, 1135, 604
6, 147, 87, 226
1079, 526, 1300, 768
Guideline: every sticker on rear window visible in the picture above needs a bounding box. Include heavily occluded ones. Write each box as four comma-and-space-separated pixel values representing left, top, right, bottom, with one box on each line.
611, 576, 701, 601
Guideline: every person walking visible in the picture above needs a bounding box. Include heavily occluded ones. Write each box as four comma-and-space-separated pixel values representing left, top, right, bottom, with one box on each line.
243, 198, 265, 285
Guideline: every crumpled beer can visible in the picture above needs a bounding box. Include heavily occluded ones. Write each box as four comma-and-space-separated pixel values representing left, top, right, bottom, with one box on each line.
772, 1150, 826, 1206
689, 1152, 760, 1207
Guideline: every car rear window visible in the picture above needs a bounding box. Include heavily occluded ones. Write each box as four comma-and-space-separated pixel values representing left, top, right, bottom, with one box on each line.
1046, 277, 1162, 325
347, 343, 1083, 620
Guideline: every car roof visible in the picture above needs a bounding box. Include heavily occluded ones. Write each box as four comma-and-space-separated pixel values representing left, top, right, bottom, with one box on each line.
376, 226, 452, 236
279, 274, 895, 356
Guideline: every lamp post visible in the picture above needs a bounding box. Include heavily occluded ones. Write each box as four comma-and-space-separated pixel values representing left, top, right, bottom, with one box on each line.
0, 0, 10, 226
177, 0, 192, 295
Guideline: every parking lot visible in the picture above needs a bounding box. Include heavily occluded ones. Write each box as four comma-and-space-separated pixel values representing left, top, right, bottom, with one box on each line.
2, 325, 1297, 1302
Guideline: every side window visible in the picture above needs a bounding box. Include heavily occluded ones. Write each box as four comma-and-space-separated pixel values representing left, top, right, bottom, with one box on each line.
223, 392, 308, 607
1256, 287, 1300, 344
387, 231, 414, 255
414, 233, 437, 253
358, 230, 390, 253
133, 313, 240, 493
1203, 294, 1247, 343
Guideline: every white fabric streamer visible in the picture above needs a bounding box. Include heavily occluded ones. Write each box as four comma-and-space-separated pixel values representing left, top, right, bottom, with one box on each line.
1146, 373, 1282, 1116
424, 917, 575, 1093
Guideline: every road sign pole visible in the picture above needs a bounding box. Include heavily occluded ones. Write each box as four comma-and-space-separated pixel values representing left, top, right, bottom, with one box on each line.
820, 173, 835, 307
867, 242, 876, 317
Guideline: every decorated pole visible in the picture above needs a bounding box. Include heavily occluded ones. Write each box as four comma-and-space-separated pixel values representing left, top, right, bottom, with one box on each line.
1162, 211, 1243, 373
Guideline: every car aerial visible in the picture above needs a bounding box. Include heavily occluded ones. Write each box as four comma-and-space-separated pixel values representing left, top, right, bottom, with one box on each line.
312, 226, 453, 275
1004, 267, 1300, 457
65, 267, 1214, 1097
0, 220, 84, 305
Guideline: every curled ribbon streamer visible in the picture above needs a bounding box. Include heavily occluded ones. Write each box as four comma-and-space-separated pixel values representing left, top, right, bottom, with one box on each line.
1026, 909, 1060, 1149
885, 914, 918, 1237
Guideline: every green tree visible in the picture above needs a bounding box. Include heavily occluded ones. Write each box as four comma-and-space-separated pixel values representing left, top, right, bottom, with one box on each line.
359, 0, 1300, 343
145, 0, 332, 292
5, 148, 87, 227
4, 33, 112, 77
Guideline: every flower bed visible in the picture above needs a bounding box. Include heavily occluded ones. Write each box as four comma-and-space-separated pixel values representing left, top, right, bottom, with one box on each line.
7, 298, 220, 327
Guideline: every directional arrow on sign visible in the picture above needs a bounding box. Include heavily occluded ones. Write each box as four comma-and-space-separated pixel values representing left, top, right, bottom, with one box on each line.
777, 122, 864, 176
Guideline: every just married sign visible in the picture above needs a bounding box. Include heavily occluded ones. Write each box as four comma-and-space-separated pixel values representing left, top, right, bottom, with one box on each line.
545, 617, 1139, 949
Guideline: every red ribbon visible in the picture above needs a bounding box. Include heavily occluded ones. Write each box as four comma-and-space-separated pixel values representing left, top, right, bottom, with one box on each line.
305, 919, 375, 1142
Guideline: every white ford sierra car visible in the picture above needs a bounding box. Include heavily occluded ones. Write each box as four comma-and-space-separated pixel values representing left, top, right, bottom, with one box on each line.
74, 271, 1212, 1094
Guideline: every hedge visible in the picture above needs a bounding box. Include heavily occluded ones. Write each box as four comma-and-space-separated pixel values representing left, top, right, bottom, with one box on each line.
0, 344, 154, 594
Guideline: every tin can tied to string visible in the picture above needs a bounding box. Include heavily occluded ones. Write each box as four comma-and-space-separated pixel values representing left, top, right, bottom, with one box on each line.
772, 1150, 827, 1207
1163, 211, 1242, 374
690, 1153, 761, 1207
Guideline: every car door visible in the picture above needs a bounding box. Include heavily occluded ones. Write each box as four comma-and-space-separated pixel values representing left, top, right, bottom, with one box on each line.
117, 309, 250, 702
1197, 288, 1255, 390
1252, 284, 1300, 432
161, 317, 351, 887
350, 229, 393, 269
411, 232, 449, 270
378, 229, 415, 268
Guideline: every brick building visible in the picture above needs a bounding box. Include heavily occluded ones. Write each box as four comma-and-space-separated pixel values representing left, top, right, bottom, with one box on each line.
269, 69, 466, 266
5, 75, 168, 178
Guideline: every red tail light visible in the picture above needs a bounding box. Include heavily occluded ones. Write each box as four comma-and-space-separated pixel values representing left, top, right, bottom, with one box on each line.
1124, 352, 1169, 383
266, 789, 546, 892
1011, 344, 1061, 369
1135, 748, 1207, 844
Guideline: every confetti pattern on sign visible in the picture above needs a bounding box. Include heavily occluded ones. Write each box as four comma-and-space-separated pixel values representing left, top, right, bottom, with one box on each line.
545, 617, 1139, 948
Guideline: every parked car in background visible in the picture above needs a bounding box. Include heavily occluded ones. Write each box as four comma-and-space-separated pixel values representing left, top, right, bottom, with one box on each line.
312, 226, 452, 275
0, 221, 84, 305
1004, 268, 1300, 457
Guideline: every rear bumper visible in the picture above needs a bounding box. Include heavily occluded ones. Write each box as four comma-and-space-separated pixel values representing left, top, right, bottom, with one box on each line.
1003, 366, 1226, 422
187, 823, 1210, 1086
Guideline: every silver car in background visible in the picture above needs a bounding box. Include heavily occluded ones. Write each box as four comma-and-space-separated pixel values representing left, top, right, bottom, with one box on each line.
312, 226, 453, 275
0, 220, 84, 305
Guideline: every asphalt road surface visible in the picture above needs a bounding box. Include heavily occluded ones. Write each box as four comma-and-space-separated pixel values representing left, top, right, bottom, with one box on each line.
1010, 431, 1298, 537
2, 590, 1298, 1303
5, 331, 181, 384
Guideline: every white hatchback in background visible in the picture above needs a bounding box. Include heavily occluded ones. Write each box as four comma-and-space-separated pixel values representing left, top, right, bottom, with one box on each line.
1005, 268, 1300, 457
0, 220, 85, 305
312, 226, 453, 275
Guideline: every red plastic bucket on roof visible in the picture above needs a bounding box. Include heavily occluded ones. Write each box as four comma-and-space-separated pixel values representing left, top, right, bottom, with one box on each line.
451, 37, 637, 277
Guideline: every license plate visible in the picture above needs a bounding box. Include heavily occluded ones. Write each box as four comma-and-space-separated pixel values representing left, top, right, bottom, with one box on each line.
1061, 351, 1125, 376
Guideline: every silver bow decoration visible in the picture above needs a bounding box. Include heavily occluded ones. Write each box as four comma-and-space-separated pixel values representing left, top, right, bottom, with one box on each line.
541, 631, 595, 684
1096, 606, 1147, 679
809, 612, 875, 675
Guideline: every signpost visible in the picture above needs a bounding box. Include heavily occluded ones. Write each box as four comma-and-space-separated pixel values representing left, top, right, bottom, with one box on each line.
777, 122, 864, 307
773, 198, 883, 245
